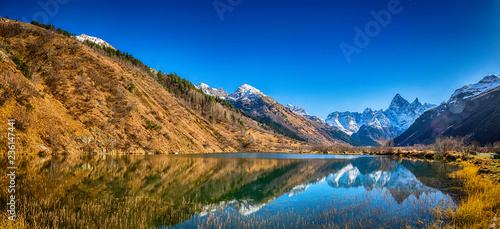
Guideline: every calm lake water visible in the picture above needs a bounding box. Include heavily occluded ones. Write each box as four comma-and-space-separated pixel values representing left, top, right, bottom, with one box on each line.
1, 153, 461, 228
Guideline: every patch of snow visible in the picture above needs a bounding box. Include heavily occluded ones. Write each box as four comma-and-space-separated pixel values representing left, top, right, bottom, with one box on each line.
195, 82, 228, 99
286, 104, 325, 123
286, 104, 310, 116
75, 34, 115, 50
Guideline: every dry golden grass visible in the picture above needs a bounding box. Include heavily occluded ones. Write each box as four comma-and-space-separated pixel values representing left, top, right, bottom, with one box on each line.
445, 163, 500, 228
0, 212, 30, 229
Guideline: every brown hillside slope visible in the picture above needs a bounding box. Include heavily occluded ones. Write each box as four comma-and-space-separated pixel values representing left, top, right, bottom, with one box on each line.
231, 95, 363, 146
0, 18, 305, 154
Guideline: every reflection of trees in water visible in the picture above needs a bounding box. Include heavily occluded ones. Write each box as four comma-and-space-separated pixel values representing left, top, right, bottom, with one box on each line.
399, 159, 463, 202
0, 155, 459, 228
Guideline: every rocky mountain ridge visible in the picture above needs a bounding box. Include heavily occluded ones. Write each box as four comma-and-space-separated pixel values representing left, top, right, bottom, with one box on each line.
325, 94, 436, 144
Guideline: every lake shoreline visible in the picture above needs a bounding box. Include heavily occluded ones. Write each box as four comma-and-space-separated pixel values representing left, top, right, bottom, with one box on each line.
2, 151, 498, 228
26, 147, 499, 181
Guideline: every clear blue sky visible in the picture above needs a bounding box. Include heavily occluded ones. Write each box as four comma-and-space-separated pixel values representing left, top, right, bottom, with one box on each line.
2, 0, 500, 118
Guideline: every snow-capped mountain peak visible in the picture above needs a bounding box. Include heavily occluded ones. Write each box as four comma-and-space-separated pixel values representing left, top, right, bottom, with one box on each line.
287, 104, 310, 116
325, 94, 436, 141
227, 84, 267, 101
195, 83, 228, 99
411, 98, 421, 107
388, 93, 410, 111
198, 82, 209, 88
449, 74, 500, 102
75, 34, 115, 49
385, 94, 436, 133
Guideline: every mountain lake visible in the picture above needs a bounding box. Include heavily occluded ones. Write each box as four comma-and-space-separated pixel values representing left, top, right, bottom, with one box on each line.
1, 153, 462, 228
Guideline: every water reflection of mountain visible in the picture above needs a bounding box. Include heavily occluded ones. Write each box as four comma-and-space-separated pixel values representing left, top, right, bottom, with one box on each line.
326, 161, 433, 203
4, 154, 459, 228
191, 157, 459, 217
199, 199, 269, 217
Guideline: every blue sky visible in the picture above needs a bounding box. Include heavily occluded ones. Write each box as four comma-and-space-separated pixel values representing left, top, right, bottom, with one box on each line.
2, 0, 500, 118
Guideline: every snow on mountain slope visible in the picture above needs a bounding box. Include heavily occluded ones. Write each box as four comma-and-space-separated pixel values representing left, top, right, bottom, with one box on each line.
75, 34, 115, 49
227, 84, 267, 101
395, 74, 500, 146
449, 74, 500, 103
287, 104, 325, 123
326, 108, 392, 136
385, 94, 436, 133
286, 104, 310, 116
326, 111, 361, 135
195, 83, 228, 99
192, 82, 432, 145
326, 94, 436, 141
224, 84, 357, 145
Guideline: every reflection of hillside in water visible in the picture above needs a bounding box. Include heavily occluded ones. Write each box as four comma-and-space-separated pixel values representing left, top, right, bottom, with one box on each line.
193, 157, 459, 216
3, 154, 458, 227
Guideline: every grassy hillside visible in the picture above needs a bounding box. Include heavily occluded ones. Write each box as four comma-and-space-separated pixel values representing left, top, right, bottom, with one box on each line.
0, 18, 307, 154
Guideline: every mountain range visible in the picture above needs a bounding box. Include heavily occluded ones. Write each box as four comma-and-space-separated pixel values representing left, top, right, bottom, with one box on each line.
325, 95, 436, 144
196, 83, 363, 145
196, 75, 500, 147
69, 21, 500, 148
395, 74, 500, 146
0, 18, 312, 154
79, 28, 500, 147
2, 17, 499, 154
198, 79, 439, 145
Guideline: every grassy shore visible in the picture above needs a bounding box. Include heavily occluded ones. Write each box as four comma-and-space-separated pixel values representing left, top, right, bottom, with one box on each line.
443, 162, 500, 228
296, 147, 500, 228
